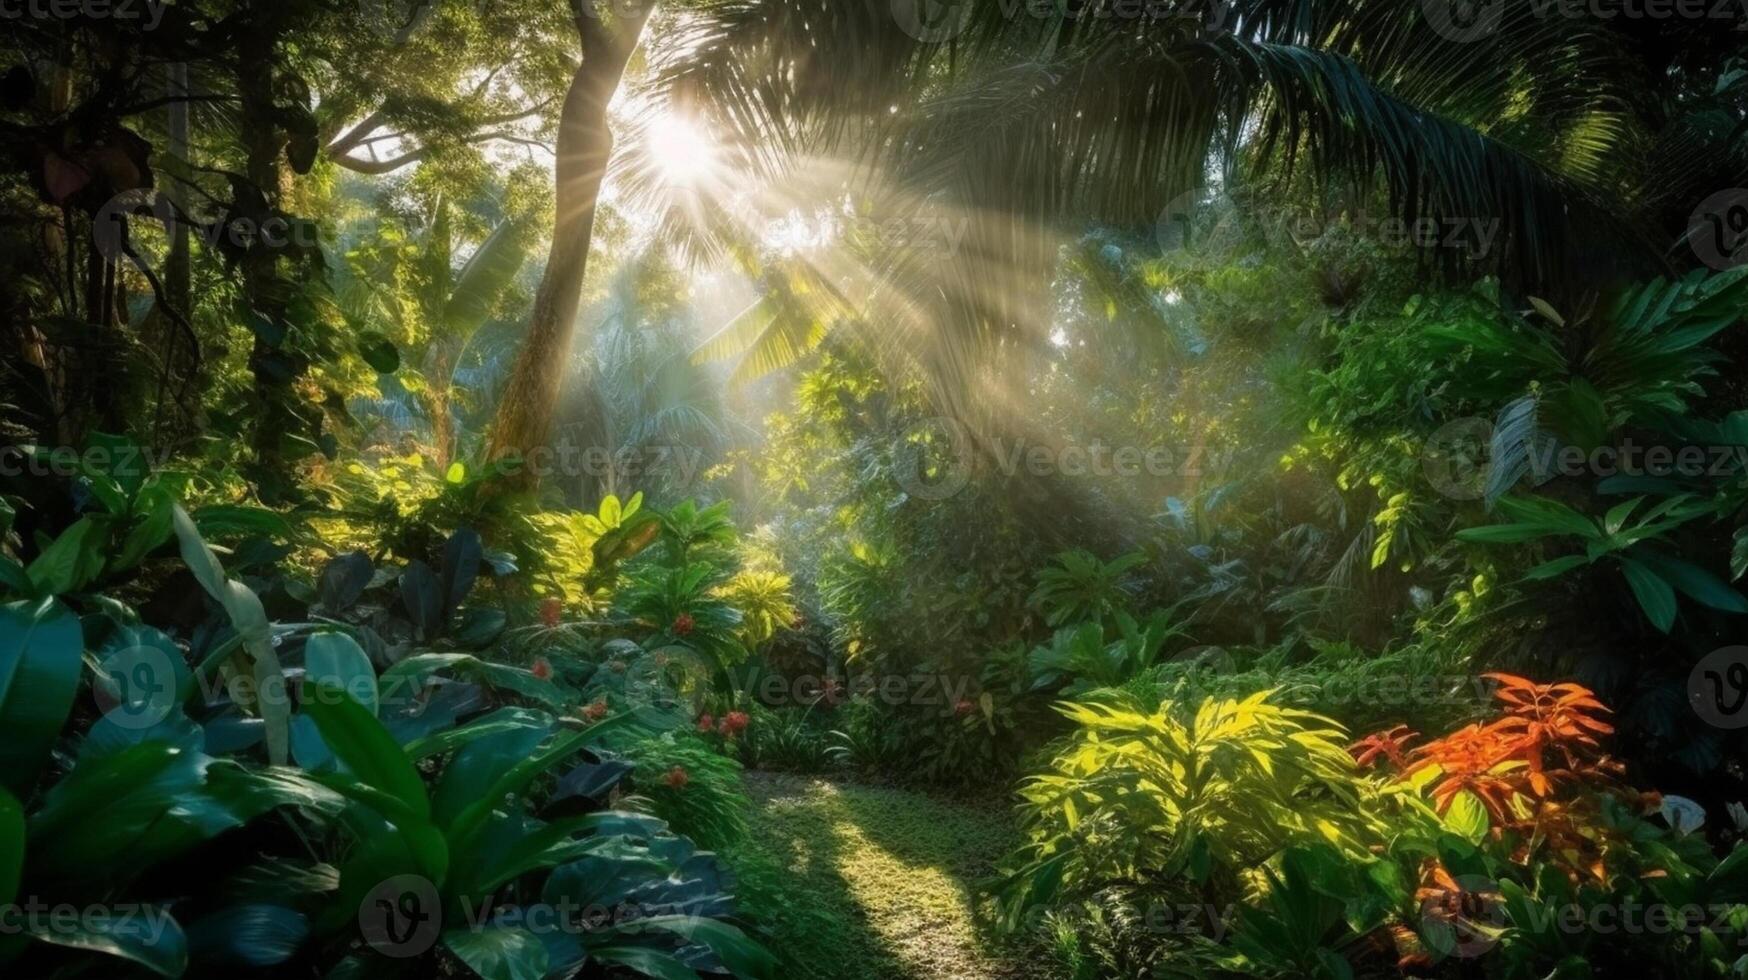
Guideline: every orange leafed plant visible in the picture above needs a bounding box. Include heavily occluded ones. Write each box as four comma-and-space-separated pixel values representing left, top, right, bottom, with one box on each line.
1349, 724, 1419, 770
1356, 674, 1634, 880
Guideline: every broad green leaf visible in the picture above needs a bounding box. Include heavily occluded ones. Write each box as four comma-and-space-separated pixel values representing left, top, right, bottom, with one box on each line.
586, 945, 700, 980
0, 598, 84, 796
191, 504, 294, 540
0, 788, 21, 906
302, 681, 429, 821
1442, 791, 1490, 844
1456, 523, 1565, 545
183, 904, 309, 967
26, 905, 187, 977
443, 714, 641, 855
431, 713, 552, 828
173, 505, 288, 761
443, 218, 529, 335
1523, 555, 1589, 581
304, 632, 379, 716
1619, 557, 1678, 633
405, 707, 550, 762
172, 504, 228, 600
114, 485, 175, 570
25, 516, 107, 595
443, 925, 548, 980
612, 915, 776, 979
400, 561, 442, 639
1628, 549, 1748, 614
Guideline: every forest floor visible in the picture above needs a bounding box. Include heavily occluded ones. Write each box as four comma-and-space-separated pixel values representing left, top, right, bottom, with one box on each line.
726, 772, 1055, 980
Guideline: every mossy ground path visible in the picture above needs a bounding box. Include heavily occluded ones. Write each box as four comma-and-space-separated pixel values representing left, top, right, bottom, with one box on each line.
726, 772, 1053, 980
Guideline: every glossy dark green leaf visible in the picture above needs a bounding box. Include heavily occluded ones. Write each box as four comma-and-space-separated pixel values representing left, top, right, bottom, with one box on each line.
25, 516, 108, 595
0, 788, 20, 907
304, 631, 380, 716
400, 561, 442, 639
185, 904, 309, 967
609, 915, 776, 979
441, 529, 482, 615
431, 712, 553, 828
25, 904, 187, 977
317, 551, 374, 612
0, 598, 84, 796
451, 608, 508, 649
301, 681, 429, 821
192, 504, 294, 541
443, 924, 548, 980
586, 945, 699, 980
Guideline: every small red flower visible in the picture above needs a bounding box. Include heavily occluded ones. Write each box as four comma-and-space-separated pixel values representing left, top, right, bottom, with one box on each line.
540, 596, 563, 628
530, 657, 552, 681
721, 710, 749, 736
583, 698, 609, 721
820, 677, 844, 705
954, 698, 976, 718
664, 765, 689, 789
672, 613, 695, 636
697, 713, 715, 733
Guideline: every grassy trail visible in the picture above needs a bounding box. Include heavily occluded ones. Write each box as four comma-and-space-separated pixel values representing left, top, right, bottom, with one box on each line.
727, 772, 1054, 980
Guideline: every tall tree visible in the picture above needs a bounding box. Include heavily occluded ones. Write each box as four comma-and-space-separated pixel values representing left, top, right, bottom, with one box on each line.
485, 0, 654, 475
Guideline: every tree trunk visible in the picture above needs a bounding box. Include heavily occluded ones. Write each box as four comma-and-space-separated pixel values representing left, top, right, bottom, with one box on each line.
484, 4, 651, 486
235, 26, 295, 494
164, 63, 191, 317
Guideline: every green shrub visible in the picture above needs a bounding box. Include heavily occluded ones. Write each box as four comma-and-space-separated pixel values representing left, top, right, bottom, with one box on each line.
623, 733, 752, 849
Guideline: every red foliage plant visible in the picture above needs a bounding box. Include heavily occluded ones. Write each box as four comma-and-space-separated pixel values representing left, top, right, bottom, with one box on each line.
1352, 673, 1637, 882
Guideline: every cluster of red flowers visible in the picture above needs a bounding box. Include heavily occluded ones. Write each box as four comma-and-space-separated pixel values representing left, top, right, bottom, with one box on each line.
697, 710, 750, 737
582, 698, 609, 721
664, 765, 689, 789
530, 657, 553, 681
671, 613, 695, 636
